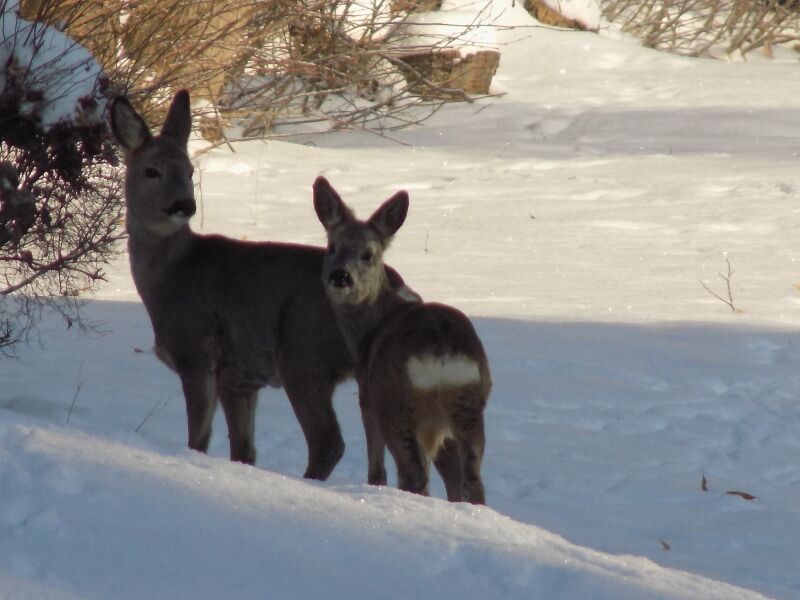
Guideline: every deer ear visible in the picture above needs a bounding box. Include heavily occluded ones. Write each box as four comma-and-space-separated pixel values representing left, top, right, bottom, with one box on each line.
368, 191, 408, 241
313, 176, 353, 230
110, 96, 151, 153
160, 89, 192, 147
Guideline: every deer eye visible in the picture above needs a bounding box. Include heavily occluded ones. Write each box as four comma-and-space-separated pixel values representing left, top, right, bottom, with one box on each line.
361, 250, 373, 262
145, 167, 161, 179
327, 244, 336, 255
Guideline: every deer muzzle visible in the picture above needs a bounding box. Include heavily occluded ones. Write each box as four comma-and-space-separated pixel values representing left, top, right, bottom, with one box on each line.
165, 199, 196, 219
328, 269, 354, 289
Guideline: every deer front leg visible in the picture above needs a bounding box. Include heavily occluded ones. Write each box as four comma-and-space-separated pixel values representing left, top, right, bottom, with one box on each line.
179, 371, 217, 454
219, 388, 258, 465
282, 373, 344, 481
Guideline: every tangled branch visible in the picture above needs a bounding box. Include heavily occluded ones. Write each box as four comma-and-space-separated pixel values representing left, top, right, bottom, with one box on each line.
602, 0, 800, 57
20, 0, 501, 139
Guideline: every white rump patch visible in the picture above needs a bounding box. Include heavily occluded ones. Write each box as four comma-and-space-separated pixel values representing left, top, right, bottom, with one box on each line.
407, 354, 481, 390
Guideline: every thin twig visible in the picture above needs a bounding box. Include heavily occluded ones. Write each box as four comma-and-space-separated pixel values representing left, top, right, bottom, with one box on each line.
699, 259, 738, 313
135, 395, 172, 433
66, 361, 84, 423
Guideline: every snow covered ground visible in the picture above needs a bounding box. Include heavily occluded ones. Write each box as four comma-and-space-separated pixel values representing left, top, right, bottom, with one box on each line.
2, 2, 800, 599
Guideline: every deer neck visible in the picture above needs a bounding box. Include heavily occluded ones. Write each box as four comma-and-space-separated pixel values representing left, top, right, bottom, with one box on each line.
127, 222, 193, 294
333, 280, 411, 366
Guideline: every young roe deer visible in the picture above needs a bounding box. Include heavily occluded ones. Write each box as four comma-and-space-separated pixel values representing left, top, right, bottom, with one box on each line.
110, 90, 416, 479
313, 177, 491, 503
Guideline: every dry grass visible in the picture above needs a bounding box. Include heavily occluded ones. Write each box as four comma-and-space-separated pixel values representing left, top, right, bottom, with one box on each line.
20, 0, 500, 139
602, 0, 800, 57
524, 0, 594, 31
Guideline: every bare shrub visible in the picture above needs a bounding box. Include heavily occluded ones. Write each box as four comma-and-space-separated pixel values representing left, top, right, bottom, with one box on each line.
0, 151, 124, 348
20, 0, 500, 139
182, 0, 500, 137
602, 0, 800, 57
0, 140, 124, 355
1, 1, 123, 355
219, 0, 492, 137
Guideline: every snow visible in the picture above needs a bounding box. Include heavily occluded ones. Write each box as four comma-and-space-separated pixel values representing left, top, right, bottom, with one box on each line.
2, 2, 800, 599
0, 2, 106, 129
403, 2, 499, 57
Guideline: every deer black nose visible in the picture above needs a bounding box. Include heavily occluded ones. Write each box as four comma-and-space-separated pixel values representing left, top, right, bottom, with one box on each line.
329, 269, 353, 288
165, 199, 196, 218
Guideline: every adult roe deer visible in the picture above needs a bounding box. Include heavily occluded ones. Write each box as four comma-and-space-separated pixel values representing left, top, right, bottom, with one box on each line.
313, 176, 491, 503
110, 90, 416, 478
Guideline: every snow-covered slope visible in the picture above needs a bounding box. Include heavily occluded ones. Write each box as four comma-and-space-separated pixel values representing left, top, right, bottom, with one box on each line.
2, 2, 799, 599
0, 418, 774, 600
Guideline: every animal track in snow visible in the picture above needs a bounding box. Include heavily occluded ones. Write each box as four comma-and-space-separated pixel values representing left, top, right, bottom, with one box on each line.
746, 339, 784, 366
0, 395, 71, 421
41, 463, 84, 496
527, 117, 576, 141
24, 507, 62, 533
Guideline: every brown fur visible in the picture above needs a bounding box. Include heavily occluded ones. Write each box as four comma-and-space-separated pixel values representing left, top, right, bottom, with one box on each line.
313, 177, 491, 503
111, 91, 414, 480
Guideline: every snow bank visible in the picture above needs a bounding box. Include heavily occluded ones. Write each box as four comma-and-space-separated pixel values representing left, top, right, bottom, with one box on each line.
0, 420, 771, 600
0, 2, 107, 129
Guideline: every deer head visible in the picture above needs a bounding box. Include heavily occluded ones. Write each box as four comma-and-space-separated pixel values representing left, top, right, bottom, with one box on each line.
111, 90, 196, 236
313, 176, 409, 306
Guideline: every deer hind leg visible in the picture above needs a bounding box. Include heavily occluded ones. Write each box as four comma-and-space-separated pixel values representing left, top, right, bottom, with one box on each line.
385, 425, 429, 496
433, 438, 465, 502
179, 371, 217, 454
282, 373, 344, 481
451, 393, 486, 505
219, 387, 258, 465
359, 390, 387, 486
456, 414, 485, 505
